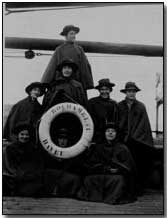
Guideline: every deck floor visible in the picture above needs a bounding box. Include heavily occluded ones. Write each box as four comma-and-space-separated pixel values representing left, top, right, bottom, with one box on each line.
3, 189, 164, 215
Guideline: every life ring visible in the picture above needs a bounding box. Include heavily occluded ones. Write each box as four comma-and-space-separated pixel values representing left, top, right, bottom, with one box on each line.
39, 103, 94, 159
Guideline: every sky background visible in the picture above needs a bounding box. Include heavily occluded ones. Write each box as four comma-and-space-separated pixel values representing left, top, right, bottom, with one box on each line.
3, 3, 163, 131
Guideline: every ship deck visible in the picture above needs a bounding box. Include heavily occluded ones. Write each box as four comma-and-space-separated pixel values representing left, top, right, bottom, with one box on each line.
3, 189, 164, 215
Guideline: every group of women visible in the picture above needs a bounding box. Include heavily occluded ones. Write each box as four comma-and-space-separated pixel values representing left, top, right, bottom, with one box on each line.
3, 25, 154, 205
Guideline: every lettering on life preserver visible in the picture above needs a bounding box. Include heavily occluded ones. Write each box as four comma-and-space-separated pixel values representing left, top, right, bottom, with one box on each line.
39, 103, 94, 159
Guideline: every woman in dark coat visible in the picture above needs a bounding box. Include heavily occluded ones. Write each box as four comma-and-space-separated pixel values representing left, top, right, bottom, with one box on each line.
78, 122, 137, 205
3, 82, 47, 142
3, 123, 46, 196
41, 128, 83, 198
118, 81, 154, 190
3, 124, 81, 198
42, 59, 88, 112
41, 25, 94, 91
88, 78, 118, 143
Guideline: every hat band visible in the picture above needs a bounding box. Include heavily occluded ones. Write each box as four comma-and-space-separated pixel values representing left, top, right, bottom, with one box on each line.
99, 83, 113, 87
125, 87, 138, 90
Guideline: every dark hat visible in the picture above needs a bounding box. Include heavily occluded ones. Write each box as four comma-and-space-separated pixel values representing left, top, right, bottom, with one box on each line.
95, 78, 115, 91
25, 82, 49, 97
13, 123, 33, 135
120, 81, 141, 93
104, 122, 118, 132
56, 59, 78, 73
60, 25, 80, 36
57, 128, 69, 138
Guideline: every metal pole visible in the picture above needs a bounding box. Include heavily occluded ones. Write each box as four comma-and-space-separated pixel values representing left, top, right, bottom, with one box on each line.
156, 103, 159, 137
5, 37, 163, 57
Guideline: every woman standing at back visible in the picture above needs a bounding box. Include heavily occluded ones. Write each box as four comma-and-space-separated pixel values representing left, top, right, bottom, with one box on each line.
41, 25, 94, 93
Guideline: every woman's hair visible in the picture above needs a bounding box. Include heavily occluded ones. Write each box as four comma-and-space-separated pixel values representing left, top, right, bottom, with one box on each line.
13, 123, 34, 139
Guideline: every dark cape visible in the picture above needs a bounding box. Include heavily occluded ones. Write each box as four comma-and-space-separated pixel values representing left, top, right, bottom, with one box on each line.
43, 149, 87, 176
41, 41, 94, 90
3, 97, 43, 141
42, 77, 88, 111
118, 99, 153, 147
118, 99, 154, 188
78, 140, 137, 204
3, 141, 45, 196
40, 150, 87, 198
3, 141, 81, 198
88, 96, 118, 142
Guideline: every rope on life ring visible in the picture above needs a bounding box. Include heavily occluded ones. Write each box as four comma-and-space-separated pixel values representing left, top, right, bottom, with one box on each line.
39, 102, 94, 159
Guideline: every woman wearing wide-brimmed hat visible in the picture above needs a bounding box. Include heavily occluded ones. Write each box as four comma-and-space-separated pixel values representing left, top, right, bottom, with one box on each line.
88, 78, 118, 143
3, 123, 45, 196
3, 123, 82, 198
3, 82, 48, 142
41, 25, 94, 93
42, 58, 87, 111
118, 81, 154, 192
78, 122, 137, 205
42, 126, 84, 199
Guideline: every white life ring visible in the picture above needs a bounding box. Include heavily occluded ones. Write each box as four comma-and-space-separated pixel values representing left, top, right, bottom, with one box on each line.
39, 103, 94, 159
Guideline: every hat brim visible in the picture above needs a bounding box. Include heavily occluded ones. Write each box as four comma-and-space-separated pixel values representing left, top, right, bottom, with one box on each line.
25, 83, 48, 97
120, 88, 141, 93
56, 62, 78, 73
13, 124, 33, 135
95, 83, 115, 90
58, 134, 68, 138
104, 123, 119, 132
60, 27, 80, 36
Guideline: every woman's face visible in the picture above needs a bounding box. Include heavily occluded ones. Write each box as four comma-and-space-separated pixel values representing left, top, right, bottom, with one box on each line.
30, 87, 41, 98
99, 86, 111, 99
58, 138, 68, 148
18, 130, 30, 143
126, 90, 137, 100
65, 30, 76, 42
105, 128, 117, 141
62, 65, 73, 77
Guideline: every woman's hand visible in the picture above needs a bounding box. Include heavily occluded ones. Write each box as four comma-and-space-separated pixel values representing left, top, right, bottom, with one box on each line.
109, 168, 119, 174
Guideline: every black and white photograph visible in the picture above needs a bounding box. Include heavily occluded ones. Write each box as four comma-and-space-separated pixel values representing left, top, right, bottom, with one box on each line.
2, 2, 164, 215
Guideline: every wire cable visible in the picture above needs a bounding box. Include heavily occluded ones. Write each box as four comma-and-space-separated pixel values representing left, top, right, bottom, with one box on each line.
4, 52, 164, 59
4, 55, 25, 58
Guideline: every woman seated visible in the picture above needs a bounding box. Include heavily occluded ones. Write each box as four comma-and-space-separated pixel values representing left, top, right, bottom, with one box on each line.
3, 123, 81, 198
42, 128, 85, 198
3, 123, 46, 196
78, 122, 137, 205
